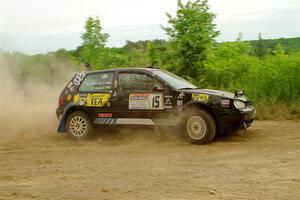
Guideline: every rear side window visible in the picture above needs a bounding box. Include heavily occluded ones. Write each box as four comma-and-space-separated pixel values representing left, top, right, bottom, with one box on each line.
79, 73, 113, 93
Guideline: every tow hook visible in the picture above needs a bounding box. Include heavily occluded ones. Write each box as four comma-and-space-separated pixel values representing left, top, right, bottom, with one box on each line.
243, 122, 247, 131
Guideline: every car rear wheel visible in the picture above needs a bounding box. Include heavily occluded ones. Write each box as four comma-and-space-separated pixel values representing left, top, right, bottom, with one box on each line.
66, 111, 94, 140
183, 109, 216, 144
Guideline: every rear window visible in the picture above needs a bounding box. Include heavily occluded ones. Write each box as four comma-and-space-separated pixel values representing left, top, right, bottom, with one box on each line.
78, 73, 113, 93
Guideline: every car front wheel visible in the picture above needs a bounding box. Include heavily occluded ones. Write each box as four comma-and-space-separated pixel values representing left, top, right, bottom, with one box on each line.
184, 109, 216, 144
66, 111, 94, 140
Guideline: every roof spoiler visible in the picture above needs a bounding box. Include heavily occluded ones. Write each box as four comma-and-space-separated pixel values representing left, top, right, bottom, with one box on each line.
234, 90, 244, 96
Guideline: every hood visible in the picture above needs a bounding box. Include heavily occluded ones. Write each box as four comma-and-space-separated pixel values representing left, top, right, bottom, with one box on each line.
181, 89, 249, 101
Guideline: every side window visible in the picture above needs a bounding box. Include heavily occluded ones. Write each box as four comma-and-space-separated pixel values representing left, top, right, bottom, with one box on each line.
79, 73, 113, 93
118, 73, 162, 92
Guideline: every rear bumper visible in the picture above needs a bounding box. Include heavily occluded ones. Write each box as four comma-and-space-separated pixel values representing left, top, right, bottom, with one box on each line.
218, 106, 256, 132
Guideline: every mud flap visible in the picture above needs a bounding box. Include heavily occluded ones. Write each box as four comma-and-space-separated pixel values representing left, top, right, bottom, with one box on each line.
57, 113, 67, 133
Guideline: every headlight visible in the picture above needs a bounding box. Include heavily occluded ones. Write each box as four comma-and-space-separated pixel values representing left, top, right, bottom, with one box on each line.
233, 100, 246, 109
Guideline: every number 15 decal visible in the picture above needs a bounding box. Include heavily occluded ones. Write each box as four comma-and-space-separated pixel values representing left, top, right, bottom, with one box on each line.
150, 94, 163, 110
152, 95, 161, 108
129, 93, 164, 110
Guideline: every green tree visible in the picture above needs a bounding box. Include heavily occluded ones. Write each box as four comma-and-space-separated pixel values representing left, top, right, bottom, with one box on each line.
236, 32, 243, 42
80, 16, 109, 69
272, 44, 286, 56
123, 40, 149, 67
254, 33, 266, 58
162, 0, 219, 81
147, 42, 158, 66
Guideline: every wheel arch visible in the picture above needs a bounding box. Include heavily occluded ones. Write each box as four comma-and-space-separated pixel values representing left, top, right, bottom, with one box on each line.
57, 105, 92, 133
182, 102, 220, 133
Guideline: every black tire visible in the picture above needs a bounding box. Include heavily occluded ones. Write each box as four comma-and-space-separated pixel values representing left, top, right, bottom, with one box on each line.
66, 111, 94, 140
183, 109, 216, 144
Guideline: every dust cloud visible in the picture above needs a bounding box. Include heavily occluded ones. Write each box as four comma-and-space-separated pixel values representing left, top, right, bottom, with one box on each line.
0, 53, 79, 142
0, 53, 181, 144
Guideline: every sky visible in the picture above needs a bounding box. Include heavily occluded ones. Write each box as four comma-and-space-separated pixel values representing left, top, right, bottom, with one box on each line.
1, 0, 299, 55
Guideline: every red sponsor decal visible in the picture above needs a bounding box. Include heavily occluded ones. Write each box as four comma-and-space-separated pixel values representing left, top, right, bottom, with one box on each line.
98, 113, 113, 118
131, 93, 149, 97
221, 99, 230, 107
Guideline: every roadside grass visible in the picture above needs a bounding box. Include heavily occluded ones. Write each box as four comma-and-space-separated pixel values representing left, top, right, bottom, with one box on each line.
255, 100, 300, 120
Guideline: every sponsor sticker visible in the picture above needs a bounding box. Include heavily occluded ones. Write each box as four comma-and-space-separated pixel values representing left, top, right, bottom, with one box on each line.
66, 95, 72, 101
177, 105, 183, 111
67, 82, 73, 88
221, 99, 230, 108
192, 94, 209, 102
73, 93, 110, 107
98, 113, 113, 118
164, 95, 172, 109
129, 93, 164, 110
178, 92, 185, 99
69, 86, 76, 92
74, 94, 87, 106
86, 94, 110, 107
73, 73, 86, 86
177, 100, 183, 106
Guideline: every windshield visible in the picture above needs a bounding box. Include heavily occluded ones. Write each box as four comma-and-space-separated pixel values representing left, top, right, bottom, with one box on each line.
152, 70, 197, 90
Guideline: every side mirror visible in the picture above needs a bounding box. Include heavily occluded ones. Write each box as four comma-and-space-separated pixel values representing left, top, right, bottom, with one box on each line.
152, 85, 165, 92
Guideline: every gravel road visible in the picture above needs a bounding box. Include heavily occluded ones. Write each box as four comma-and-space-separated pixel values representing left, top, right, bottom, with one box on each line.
1, 120, 299, 200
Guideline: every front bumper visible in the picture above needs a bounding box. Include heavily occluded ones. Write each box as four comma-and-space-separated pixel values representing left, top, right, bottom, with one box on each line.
239, 107, 256, 122
218, 106, 256, 132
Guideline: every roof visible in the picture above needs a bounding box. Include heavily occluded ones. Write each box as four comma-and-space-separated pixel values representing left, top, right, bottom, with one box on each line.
84, 67, 161, 75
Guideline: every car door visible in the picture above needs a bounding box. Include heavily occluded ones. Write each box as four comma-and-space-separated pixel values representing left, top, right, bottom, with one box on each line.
77, 72, 114, 120
111, 71, 169, 119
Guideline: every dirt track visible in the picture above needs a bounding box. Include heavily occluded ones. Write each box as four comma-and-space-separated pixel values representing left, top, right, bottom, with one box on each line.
0, 120, 300, 200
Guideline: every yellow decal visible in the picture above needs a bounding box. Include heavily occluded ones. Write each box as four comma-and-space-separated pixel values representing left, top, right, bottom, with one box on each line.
73, 94, 79, 103
66, 95, 72, 101
192, 94, 209, 102
73, 93, 110, 107
73, 94, 87, 106
86, 93, 110, 107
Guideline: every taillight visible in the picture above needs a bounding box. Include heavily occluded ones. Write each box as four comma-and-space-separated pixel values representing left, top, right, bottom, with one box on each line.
58, 97, 65, 106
